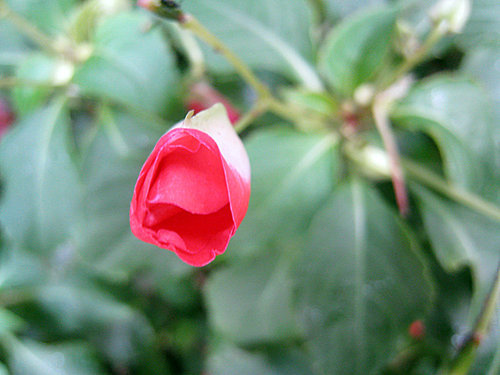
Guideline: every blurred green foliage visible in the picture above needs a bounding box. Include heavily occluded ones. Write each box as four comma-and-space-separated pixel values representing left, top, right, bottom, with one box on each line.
0, 0, 499, 374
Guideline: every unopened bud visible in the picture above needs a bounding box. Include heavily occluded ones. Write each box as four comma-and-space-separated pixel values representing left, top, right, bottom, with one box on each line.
52, 60, 75, 86
347, 144, 391, 180
0, 98, 15, 139
354, 84, 375, 107
408, 320, 426, 340
430, 0, 471, 34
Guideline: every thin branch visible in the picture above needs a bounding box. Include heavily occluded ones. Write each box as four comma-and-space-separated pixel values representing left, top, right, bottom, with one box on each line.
372, 98, 409, 216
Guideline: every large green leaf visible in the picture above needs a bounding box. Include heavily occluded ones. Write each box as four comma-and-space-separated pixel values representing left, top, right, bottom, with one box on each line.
207, 344, 313, 375
393, 75, 496, 196
0, 308, 24, 336
0, 21, 31, 67
324, 0, 386, 19
228, 128, 338, 260
74, 11, 179, 114
461, 47, 500, 173
456, 0, 500, 50
78, 108, 193, 305
34, 281, 161, 368
318, 6, 396, 96
0, 100, 80, 254
183, 0, 321, 88
295, 180, 434, 374
205, 255, 301, 345
6, 339, 104, 375
0, 244, 47, 290
413, 186, 500, 321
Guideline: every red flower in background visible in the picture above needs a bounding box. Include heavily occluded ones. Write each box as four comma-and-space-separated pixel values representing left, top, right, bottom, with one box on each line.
0, 99, 15, 139
186, 82, 241, 125
130, 104, 250, 266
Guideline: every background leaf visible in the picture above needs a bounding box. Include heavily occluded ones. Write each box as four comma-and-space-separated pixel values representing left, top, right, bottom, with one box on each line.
207, 344, 313, 375
412, 186, 500, 321
0, 100, 80, 254
456, 0, 500, 50
5, 0, 77, 35
295, 180, 434, 375
74, 11, 179, 114
318, 6, 396, 96
229, 128, 338, 260
393, 75, 497, 197
183, 0, 320, 88
205, 255, 300, 345
5, 339, 104, 375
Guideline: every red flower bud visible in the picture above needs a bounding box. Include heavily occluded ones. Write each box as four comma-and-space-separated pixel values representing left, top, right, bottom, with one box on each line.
0, 99, 15, 139
186, 82, 241, 125
408, 320, 425, 340
130, 104, 251, 266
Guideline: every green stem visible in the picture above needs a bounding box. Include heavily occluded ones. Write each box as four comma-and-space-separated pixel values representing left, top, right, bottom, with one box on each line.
404, 159, 500, 222
0, 1, 65, 58
441, 263, 500, 375
0, 77, 56, 88
169, 22, 206, 80
180, 14, 271, 99
307, 0, 327, 25
234, 100, 268, 133
372, 99, 409, 216
381, 25, 445, 90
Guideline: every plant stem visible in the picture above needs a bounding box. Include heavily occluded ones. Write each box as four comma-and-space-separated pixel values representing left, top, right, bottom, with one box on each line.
307, 0, 327, 24
372, 99, 409, 216
404, 159, 500, 222
179, 14, 271, 99
169, 23, 206, 80
0, 77, 55, 88
0, 1, 65, 58
381, 25, 445, 90
441, 263, 500, 375
234, 100, 268, 133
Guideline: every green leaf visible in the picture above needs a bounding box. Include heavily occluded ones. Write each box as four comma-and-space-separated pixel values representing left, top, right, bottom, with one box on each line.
295, 180, 434, 375
461, 47, 500, 173
12, 53, 57, 116
74, 11, 179, 114
78, 108, 193, 304
412, 186, 500, 321
205, 255, 300, 344
456, 0, 500, 50
6, 339, 104, 375
323, 0, 387, 20
0, 21, 31, 66
229, 128, 339, 259
0, 100, 80, 254
35, 281, 157, 367
0, 309, 25, 336
0, 244, 46, 290
318, 6, 396, 96
207, 344, 313, 375
183, 0, 320, 88
5, 0, 77, 35
393, 74, 496, 196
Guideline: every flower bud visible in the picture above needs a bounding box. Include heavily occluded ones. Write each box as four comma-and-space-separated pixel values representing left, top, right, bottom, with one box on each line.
430, 0, 471, 34
0, 98, 15, 139
130, 104, 250, 266
408, 320, 426, 340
